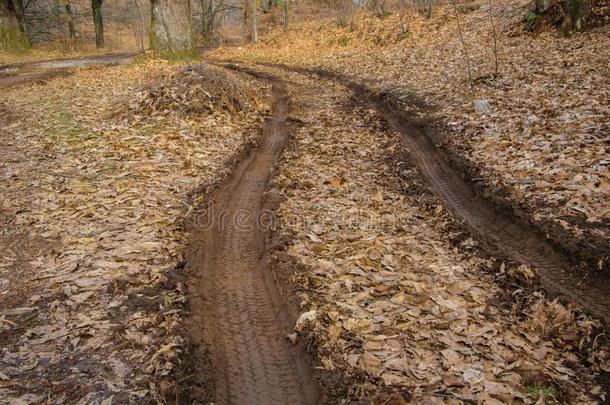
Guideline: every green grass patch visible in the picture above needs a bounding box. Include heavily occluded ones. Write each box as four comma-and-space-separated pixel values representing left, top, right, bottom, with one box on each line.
527, 384, 558, 401
40, 104, 95, 151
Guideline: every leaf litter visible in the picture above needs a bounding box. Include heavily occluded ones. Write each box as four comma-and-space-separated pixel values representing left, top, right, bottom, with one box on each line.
1, 2, 608, 401
213, 0, 610, 273
0, 58, 270, 402
257, 65, 608, 403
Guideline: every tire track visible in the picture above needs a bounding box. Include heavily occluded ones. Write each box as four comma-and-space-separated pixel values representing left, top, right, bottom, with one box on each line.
188, 78, 318, 404
257, 63, 610, 327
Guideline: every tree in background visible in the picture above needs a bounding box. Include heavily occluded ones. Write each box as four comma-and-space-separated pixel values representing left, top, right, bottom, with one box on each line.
200, 0, 216, 44
410, 0, 434, 18
259, 0, 288, 33
0, 0, 29, 50
198, 0, 236, 45
367, 0, 386, 17
337, 0, 354, 28
532, 0, 593, 32
244, 0, 257, 42
150, 0, 197, 59
91, 0, 103, 47
397, 0, 410, 33
283, 0, 288, 32
561, 0, 590, 31
127, 0, 146, 51
61, 0, 76, 40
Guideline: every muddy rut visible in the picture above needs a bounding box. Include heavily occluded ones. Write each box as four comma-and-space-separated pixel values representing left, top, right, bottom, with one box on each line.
367, 86, 610, 326
255, 63, 610, 326
188, 79, 318, 404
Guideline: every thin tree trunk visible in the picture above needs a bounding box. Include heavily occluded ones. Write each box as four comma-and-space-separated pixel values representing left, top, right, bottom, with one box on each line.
91, 0, 104, 48
398, 0, 409, 34
451, 0, 473, 89
338, 0, 353, 29
0, 0, 29, 50
130, 0, 145, 51
283, 0, 288, 32
249, 0, 257, 42
150, 0, 197, 59
200, 0, 214, 44
63, 0, 76, 40
201, 0, 210, 43
488, 0, 498, 77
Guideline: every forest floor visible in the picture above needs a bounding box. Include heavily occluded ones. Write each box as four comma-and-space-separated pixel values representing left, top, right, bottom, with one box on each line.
215, 0, 610, 277
0, 57, 271, 402
0, 0, 609, 403
221, 61, 609, 404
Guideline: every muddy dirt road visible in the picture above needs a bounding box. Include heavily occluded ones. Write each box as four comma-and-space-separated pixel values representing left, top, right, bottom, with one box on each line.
190, 63, 608, 402
187, 79, 318, 404
252, 63, 610, 327
0, 53, 134, 88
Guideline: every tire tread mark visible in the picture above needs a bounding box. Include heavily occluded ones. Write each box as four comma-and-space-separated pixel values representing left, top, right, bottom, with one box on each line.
197, 80, 317, 405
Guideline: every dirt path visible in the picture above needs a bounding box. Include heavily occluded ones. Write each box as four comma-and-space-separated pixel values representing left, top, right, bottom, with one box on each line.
0, 52, 134, 88
353, 77, 610, 327
205, 64, 607, 403
255, 64, 610, 328
187, 79, 318, 404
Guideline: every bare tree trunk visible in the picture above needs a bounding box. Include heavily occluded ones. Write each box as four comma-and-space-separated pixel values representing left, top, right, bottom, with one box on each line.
63, 0, 76, 40
488, 0, 499, 77
150, 0, 197, 59
0, 0, 29, 50
397, 0, 409, 33
535, 0, 550, 13
451, 0, 473, 89
130, 0, 145, 51
200, 0, 217, 44
244, 0, 257, 43
337, 0, 353, 28
91, 0, 104, 48
283, 0, 288, 32
562, 0, 589, 32
201, 0, 211, 43
250, 0, 258, 42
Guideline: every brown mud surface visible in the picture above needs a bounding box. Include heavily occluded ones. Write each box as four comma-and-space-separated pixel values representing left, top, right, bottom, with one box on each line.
434, 123, 610, 280
259, 63, 610, 328
184, 77, 319, 404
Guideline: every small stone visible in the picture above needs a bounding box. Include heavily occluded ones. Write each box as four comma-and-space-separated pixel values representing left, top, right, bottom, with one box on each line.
474, 100, 490, 112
